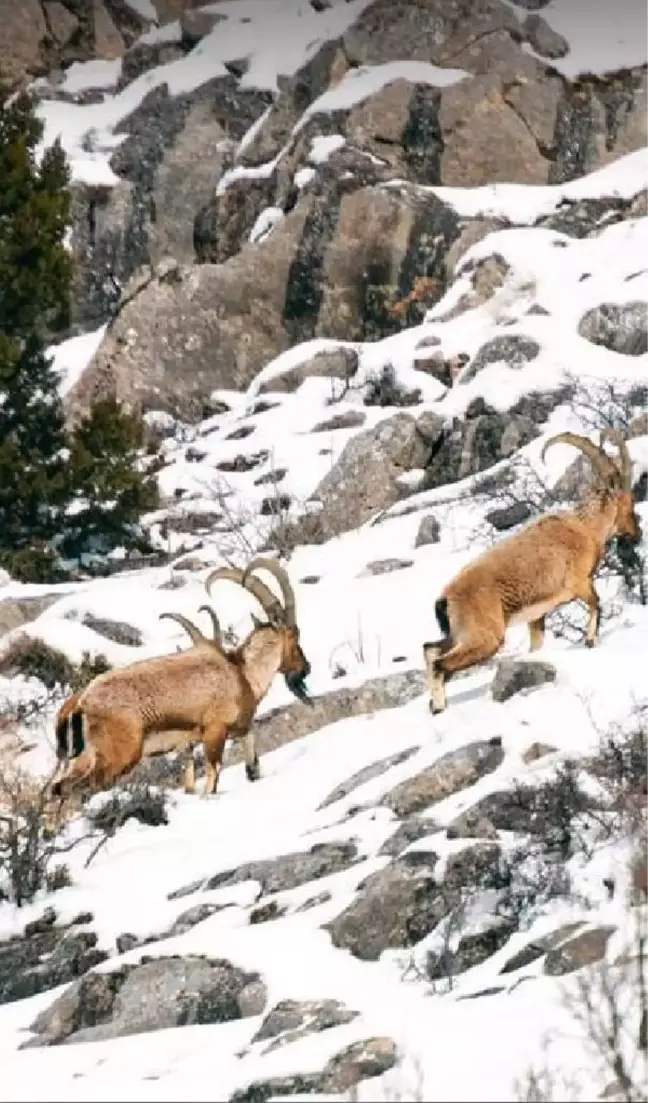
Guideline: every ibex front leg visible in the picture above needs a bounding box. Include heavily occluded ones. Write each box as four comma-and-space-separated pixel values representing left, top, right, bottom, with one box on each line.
528, 616, 545, 652
574, 578, 601, 647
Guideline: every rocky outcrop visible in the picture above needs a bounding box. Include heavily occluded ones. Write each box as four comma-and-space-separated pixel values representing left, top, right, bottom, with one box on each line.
0, 0, 148, 89
230, 1036, 398, 1103
326, 843, 501, 960
169, 841, 360, 901
69, 77, 273, 331
380, 739, 505, 817
250, 998, 358, 1054
491, 659, 557, 703
24, 954, 266, 1047
0, 909, 106, 1006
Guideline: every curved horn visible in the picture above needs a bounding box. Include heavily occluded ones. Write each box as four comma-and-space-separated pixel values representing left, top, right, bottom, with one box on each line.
599, 427, 632, 490
198, 605, 223, 648
159, 612, 207, 647
205, 565, 284, 624
541, 431, 619, 486
244, 557, 296, 626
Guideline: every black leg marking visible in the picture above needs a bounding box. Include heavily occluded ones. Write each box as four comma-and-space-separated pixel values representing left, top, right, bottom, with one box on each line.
245, 755, 260, 782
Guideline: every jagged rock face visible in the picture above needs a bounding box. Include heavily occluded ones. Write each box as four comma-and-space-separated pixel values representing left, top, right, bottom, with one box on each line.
0, 0, 148, 88
69, 77, 273, 331
52, 0, 646, 409
66, 186, 485, 417
24, 955, 266, 1046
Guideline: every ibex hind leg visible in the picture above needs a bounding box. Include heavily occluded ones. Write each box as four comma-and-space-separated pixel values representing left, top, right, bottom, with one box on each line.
423, 596, 454, 714
243, 730, 260, 782
423, 640, 450, 714
528, 616, 546, 652
180, 745, 196, 795
202, 726, 229, 796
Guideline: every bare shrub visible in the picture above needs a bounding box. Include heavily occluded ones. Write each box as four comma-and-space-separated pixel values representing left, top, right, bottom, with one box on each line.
0, 769, 77, 907
0, 636, 111, 695
82, 780, 169, 868
587, 712, 647, 841
517, 886, 647, 1103
363, 363, 421, 408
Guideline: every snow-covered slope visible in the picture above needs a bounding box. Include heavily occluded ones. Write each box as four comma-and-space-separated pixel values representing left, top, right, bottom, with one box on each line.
0, 3, 646, 1101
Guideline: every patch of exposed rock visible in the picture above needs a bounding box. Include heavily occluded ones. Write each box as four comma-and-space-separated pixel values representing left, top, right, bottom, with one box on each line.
426, 916, 516, 981
257, 346, 359, 395
77, 165, 463, 415
250, 998, 358, 1055
69, 76, 273, 330
0, 593, 61, 637
230, 1036, 398, 1103
491, 659, 557, 703
326, 843, 501, 960
0, 909, 106, 1006
0, 0, 147, 89
578, 302, 648, 357
319, 747, 420, 809
380, 739, 505, 817
24, 955, 266, 1047
169, 841, 359, 901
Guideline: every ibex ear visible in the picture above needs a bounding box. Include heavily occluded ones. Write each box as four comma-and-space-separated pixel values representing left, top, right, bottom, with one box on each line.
251, 613, 264, 630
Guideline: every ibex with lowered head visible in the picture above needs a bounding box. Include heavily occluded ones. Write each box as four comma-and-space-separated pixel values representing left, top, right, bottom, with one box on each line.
49, 558, 312, 798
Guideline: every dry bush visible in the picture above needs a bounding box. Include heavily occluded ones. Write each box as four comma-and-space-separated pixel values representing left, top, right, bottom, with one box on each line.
516, 891, 647, 1103
0, 635, 111, 695
0, 768, 77, 907
82, 780, 169, 868
587, 713, 647, 842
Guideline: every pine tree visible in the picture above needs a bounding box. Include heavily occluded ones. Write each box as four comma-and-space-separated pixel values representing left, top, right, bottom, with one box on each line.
0, 82, 162, 581
65, 397, 161, 561
0, 83, 73, 580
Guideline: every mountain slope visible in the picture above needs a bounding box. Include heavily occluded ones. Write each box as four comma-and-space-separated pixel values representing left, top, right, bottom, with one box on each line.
0, 1, 646, 1100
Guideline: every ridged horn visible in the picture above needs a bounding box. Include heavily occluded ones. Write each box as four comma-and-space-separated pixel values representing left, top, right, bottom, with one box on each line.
159, 612, 207, 647
205, 565, 284, 624
599, 427, 632, 490
541, 431, 619, 486
244, 556, 296, 626
198, 605, 223, 647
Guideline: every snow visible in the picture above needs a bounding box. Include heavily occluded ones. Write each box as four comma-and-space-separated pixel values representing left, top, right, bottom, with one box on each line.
392, 148, 648, 224
294, 60, 468, 133
4, 3, 648, 1097
122, 0, 158, 23
511, 0, 648, 77
34, 0, 377, 187
58, 59, 123, 95
47, 325, 108, 397
309, 133, 346, 164
3, 177, 648, 1093
248, 206, 284, 244
0, 598, 646, 1100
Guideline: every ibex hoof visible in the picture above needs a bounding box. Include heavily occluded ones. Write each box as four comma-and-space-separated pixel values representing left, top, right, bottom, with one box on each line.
585, 638, 597, 649
428, 699, 445, 716
245, 760, 261, 782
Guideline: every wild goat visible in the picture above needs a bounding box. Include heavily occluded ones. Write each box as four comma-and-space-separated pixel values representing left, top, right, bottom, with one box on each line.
423, 429, 642, 713
49, 558, 312, 799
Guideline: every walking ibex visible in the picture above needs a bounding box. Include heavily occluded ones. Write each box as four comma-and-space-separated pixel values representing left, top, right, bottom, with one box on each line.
423, 429, 641, 713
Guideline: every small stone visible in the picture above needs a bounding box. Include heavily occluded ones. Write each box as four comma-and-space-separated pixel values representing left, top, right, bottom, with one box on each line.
414, 514, 440, 547
491, 660, 557, 703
